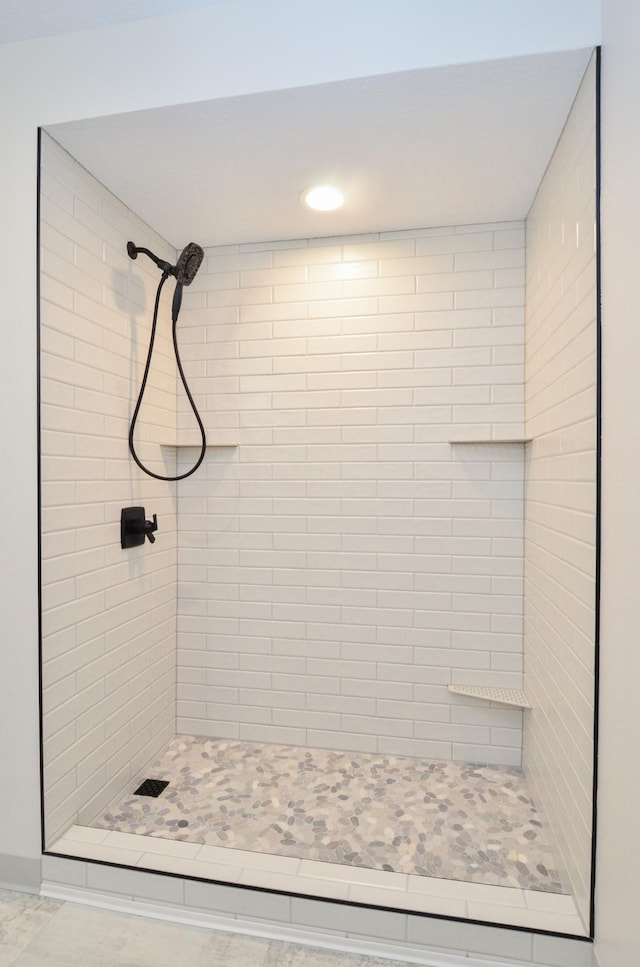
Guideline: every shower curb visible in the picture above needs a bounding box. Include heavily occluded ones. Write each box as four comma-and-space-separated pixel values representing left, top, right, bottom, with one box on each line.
40, 881, 592, 967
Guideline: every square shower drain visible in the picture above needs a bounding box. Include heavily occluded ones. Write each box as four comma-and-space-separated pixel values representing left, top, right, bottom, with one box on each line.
133, 778, 169, 798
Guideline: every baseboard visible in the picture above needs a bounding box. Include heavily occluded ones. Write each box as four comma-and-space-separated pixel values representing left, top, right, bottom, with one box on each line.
0, 853, 42, 892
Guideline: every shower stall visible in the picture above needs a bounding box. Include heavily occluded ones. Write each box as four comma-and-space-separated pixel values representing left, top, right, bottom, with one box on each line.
38, 48, 599, 947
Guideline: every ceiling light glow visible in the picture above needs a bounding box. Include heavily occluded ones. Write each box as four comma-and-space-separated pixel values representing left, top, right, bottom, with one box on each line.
303, 185, 344, 211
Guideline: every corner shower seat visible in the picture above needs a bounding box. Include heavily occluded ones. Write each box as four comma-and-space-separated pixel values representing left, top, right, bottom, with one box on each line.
447, 684, 531, 708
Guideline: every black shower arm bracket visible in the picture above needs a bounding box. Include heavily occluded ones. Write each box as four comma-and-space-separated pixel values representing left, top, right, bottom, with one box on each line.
126, 242, 173, 276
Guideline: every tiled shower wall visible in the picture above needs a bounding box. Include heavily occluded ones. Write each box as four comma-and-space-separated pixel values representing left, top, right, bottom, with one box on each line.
176, 223, 527, 764
40, 134, 178, 844
523, 54, 597, 927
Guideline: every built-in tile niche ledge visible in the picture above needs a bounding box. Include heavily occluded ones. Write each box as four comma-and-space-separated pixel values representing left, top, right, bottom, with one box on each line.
449, 436, 532, 444
448, 684, 531, 709
170, 442, 239, 448
157, 432, 238, 448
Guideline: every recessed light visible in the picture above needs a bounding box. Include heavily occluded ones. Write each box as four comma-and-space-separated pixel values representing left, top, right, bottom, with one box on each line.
303, 185, 344, 212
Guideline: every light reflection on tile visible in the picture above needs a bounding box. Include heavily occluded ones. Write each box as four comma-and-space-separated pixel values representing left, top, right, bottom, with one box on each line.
136, 853, 243, 882
50, 839, 144, 866
466, 902, 585, 935
54, 826, 110, 846
347, 884, 466, 918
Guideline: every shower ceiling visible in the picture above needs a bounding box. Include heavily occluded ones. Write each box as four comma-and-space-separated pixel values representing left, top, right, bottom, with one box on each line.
0, 0, 228, 44
47, 47, 592, 249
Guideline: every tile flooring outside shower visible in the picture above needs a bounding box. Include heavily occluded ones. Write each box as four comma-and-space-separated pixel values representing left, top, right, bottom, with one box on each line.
0, 889, 419, 967
47, 736, 586, 936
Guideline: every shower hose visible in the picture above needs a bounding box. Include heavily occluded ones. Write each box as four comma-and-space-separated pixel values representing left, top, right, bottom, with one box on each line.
128, 270, 207, 481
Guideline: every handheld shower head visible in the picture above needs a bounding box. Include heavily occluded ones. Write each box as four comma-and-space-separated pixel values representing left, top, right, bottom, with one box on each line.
126, 241, 204, 285
127, 238, 208, 483
175, 242, 204, 286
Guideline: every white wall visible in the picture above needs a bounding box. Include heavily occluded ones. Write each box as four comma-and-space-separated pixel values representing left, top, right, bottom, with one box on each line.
0, 1, 603, 956
39, 135, 178, 844
595, 2, 640, 965
176, 224, 526, 763
523, 56, 598, 930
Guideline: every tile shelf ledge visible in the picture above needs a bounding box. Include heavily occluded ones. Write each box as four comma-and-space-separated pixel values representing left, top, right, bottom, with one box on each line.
448, 684, 531, 709
157, 437, 238, 448
169, 442, 239, 448
449, 437, 532, 444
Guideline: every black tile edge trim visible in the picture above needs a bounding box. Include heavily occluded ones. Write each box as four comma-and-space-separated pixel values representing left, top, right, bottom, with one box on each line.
589, 42, 603, 944
37, 126, 45, 857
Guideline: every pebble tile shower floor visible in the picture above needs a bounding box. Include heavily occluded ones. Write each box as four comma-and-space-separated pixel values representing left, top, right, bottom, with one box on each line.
93, 736, 565, 894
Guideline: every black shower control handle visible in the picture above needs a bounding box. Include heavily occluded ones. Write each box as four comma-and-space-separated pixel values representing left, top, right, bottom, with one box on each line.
144, 514, 158, 543
121, 507, 158, 549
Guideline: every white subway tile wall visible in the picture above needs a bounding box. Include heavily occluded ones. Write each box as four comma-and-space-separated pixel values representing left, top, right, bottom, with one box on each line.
176, 222, 526, 763
523, 54, 597, 929
40, 134, 178, 845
